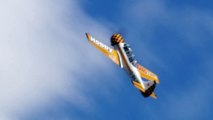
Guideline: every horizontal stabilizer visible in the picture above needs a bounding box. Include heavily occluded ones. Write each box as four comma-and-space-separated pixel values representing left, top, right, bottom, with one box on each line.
136, 64, 159, 83
150, 92, 157, 99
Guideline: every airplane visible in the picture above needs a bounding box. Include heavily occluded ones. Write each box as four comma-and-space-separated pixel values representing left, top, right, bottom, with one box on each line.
85, 33, 160, 99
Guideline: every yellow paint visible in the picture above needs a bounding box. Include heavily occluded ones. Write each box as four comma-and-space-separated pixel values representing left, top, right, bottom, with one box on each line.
132, 81, 145, 92
86, 33, 120, 65
150, 92, 157, 99
137, 64, 160, 83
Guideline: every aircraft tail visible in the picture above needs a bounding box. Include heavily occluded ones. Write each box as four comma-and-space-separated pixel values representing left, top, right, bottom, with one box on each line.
143, 81, 155, 90
132, 80, 157, 99
141, 81, 157, 98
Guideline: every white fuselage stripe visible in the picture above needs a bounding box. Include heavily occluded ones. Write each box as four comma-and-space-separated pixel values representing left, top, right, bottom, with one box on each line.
116, 43, 145, 89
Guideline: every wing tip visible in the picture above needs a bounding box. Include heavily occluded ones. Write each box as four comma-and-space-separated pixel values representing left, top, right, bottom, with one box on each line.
85, 33, 90, 39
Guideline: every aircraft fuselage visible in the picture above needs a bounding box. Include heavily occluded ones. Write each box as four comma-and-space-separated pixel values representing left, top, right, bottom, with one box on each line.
114, 43, 145, 89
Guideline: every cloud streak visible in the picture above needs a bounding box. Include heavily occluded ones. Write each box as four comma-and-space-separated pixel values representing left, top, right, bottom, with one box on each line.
0, 0, 117, 119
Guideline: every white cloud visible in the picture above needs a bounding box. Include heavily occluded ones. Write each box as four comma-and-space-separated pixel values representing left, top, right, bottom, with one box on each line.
0, 0, 117, 119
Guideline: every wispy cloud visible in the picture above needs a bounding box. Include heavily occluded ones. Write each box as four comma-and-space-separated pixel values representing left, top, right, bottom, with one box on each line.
0, 0, 117, 119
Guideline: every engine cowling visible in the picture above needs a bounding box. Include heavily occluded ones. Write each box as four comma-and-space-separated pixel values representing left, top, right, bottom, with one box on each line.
111, 33, 125, 46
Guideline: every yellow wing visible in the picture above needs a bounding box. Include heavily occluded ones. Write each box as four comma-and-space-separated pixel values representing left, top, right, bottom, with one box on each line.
136, 64, 160, 84
86, 33, 120, 65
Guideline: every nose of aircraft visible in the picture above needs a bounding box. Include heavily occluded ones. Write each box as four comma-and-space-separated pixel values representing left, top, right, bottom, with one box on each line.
111, 33, 125, 46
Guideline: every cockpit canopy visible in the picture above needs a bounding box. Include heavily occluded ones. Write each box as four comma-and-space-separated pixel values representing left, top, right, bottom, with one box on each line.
123, 43, 137, 66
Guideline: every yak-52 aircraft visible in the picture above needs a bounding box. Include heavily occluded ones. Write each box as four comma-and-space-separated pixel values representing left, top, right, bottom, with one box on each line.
85, 33, 159, 99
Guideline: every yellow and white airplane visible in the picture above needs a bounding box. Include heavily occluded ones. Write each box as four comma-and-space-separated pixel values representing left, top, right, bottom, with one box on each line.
85, 33, 160, 99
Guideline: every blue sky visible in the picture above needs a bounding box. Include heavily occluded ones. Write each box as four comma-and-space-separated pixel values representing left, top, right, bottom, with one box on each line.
0, 0, 213, 120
